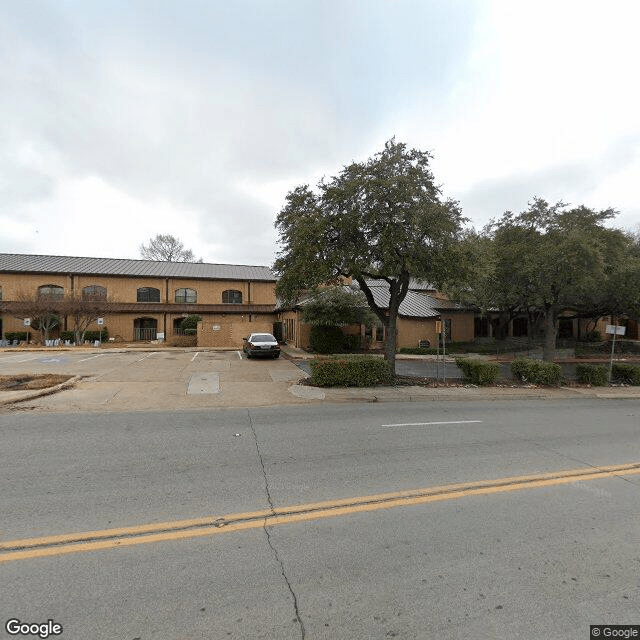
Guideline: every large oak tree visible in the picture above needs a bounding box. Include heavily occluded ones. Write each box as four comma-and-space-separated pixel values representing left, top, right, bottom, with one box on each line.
273, 139, 467, 370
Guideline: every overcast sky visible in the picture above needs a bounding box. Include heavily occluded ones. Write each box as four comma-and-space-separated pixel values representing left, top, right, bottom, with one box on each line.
1, 1, 639, 267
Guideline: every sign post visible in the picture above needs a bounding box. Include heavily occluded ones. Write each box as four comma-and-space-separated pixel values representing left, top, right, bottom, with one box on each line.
435, 321, 442, 381
606, 323, 626, 382
23, 318, 31, 344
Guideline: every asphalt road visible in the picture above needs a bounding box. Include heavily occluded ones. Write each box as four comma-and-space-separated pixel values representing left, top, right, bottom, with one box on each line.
1, 400, 639, 639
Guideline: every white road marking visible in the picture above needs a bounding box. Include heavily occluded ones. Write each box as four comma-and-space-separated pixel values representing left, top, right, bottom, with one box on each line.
381, 420, 484, 428
13, 356, 38, 363
136, 352, 158, 362
191, 352, 199, 362
77, 354, 107, 362
237, 351, 242, 359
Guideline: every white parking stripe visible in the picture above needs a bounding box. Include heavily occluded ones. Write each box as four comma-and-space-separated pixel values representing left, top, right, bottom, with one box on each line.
77, 354, 107, 363
237, 351, 242, 359
191, 352, 199, 362
381, 420, 483, 428
136, 352, 158, 362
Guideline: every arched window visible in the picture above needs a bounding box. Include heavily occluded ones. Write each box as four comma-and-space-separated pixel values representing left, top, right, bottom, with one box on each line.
137, 287, 160, 302
82, 285, 107, 300
38, 284, 64, 299
222, 289, 242, 304
175, 288, 197, 303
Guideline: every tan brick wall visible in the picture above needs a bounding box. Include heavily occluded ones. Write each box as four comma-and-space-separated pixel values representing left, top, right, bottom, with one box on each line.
197, 316, 278, 348
396, 317, 439, 349
442, 313, 475, 342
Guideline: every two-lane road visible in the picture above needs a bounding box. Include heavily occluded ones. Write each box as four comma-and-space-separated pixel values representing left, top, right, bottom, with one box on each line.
1, 399, 639, 639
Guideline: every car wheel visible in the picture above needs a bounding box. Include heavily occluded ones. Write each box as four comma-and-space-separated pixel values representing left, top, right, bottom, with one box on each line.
273, 353, 280, 359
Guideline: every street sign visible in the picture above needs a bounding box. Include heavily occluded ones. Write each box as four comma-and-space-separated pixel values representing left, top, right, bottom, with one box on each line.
435, 321, 442, 334
606, 325, 626, 336
23, 318, 31, 327
96, 318, 104, 326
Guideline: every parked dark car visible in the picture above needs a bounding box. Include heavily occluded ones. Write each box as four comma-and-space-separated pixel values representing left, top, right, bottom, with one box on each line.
243, 333, 281, 359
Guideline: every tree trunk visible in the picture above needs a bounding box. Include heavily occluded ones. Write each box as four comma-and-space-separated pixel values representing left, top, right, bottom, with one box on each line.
542, 306, 558, 361
384, 312, 397, 374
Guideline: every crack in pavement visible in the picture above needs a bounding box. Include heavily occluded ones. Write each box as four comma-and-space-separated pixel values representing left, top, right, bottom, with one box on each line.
247, 408, 306, 639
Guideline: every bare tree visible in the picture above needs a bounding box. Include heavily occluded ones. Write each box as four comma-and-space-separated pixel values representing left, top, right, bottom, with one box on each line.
139, 234, 202, 262
7, 291, 63, 342
62, 293, 112, 345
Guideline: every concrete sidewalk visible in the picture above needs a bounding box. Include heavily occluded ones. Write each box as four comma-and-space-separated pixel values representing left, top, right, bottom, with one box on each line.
1, 345, 639, 413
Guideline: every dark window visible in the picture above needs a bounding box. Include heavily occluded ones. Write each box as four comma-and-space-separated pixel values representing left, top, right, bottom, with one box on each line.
38, 285, 64, 299
512, 317, 528, 337
82, 285, 107, 300
444, 318, 452, 342
137, 287, 160, 302
175, 288, 197, 303
222, 289, 242, 304
474, 317, 489, 338
0, 286, 2, 301
558, 318, 574, 339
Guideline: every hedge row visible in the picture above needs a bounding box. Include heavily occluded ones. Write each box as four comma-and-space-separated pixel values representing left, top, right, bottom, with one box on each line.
60, 329, 109, 343
4, 332, 30, 341
511, 358, 562, 385
575, 364, 608, 386
612, 363, 640, 385
455, 358, 501, 385
310, 355, 393, 387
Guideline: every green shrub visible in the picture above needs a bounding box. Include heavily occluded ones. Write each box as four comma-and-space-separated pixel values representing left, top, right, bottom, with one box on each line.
584, 330, 601, 342
309, 325, 345, 354
180, 315, 202, 332
59, 329, 109, 343
398, 346, 438, 355
4, 332, 29, 342
455, 358, 500, 385
310, 355, 393, 387
511, 358, 562, 385
575, 364, 608, 386
342, 334, 362, 352
611, 363, 640, 385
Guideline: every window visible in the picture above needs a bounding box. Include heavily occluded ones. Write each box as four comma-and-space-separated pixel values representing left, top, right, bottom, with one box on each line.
38, 285, 64, 299
222, 289, 242, 304
82, 285, 107, 300
0, 286, 2, 301
175, 288, 197, 303
137, 287, 160, 302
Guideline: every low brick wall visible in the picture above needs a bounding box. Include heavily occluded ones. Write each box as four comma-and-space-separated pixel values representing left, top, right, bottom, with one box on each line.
197, 320, 277, 348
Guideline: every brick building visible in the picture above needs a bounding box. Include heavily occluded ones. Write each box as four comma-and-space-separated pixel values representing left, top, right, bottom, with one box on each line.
0, 254, 278, 344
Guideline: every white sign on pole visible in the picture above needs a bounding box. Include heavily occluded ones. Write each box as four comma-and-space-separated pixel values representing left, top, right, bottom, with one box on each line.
96, 318, 104, 326
23, 318, 31, 327
606, 325, 626, 336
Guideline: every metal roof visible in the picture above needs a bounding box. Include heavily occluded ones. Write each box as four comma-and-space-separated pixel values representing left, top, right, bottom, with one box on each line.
0, 253, 276, 282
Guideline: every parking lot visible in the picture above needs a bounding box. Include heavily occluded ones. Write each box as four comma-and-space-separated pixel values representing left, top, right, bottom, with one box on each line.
0, 348, 308, 412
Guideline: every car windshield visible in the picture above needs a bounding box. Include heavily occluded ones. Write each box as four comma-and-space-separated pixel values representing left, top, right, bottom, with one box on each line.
251, 334, 276, 342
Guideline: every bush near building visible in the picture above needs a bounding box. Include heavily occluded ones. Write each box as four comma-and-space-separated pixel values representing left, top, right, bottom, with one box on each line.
455, 358, 501, 385
309, 325, 346, 354
575, 364, 608, 386
511, 358, 562, 386
611, 363, 640, 385
310, 355, 393, 387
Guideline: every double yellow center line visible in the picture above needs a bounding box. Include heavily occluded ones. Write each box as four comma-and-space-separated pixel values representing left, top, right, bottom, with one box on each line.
2, 461, 639, 563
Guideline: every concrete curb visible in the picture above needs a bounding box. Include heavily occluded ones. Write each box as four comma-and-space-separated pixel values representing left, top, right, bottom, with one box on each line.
0, 375, 83, 407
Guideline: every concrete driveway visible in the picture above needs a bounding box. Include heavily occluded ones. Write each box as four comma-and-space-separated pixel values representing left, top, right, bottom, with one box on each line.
0, 348, 308, 412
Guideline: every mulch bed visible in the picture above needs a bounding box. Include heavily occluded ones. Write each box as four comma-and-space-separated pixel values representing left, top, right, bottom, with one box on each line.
0, 374, 72, 391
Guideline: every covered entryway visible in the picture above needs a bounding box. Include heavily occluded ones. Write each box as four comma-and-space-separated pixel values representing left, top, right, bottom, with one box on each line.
134, 317, 157, 341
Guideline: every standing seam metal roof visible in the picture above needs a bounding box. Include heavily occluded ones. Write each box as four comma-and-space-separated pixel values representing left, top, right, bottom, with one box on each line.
0, 254, 276, 281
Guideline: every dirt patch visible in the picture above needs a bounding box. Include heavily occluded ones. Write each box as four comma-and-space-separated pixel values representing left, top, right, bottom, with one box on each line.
0, 374, 73, 391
